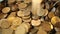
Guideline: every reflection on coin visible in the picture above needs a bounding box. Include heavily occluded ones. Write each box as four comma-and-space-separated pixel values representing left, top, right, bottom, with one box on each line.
31, 19, 41, 26
51, 16, 60, 25
12, 17, 22, 26
0, 19, 11, 29
2, 7, 10, 13
24, 0, 32, 3
48, 12, 55, 18
17, 10, 24, 17
18, 3, 27, 9
2, 28, 13, 34
15, 25, 26, 34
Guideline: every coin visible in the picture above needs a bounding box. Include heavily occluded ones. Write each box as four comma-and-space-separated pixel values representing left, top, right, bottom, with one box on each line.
17, 10, 24, 17
23, 18, 31, 23
31, 19, 41, 26
15, 25, 26, 34
37, 27, 47, 34
51, 16, 60, 25
2, 28, 13, 34
0, 19, 11, 29
32, 16, 39, 20
44, 9, 48, 16
18, 3, 27, 9
22, 16, 30, 19
24, 0, 32, 3
48, 11, 55, 18
2, 7, 10, 13
12, 17, 22, 26
8, 0, 16, 4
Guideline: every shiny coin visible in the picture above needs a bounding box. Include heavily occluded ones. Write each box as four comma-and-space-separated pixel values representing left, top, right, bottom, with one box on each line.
44, 9, 48, 16
2, 7, 10, 13
51, 16, 60, 25
31, 19, 41, 26
0, 19, 11, 29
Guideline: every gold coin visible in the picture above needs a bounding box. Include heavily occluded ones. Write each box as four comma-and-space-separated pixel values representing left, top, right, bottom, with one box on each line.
2, 28, 13, 34
8, 0, 16, 4
12, 17, 22, 26
0, 19, 11, 29
22, 16, 30, 19
15, 25, 26, 34
37, 27, 47, 34
8, 12, 16, 17
40, 22, 53, 31
23, 18, 31, 23
48, 11, 55, 18
18, 3, 27, 9
32, 16, 39, 20
2, 7, 10, 13
44, 9, 48, 16
31, 19, 41, 26
51, 16, 60, 25
24, 0, 32, 3
17, 10, 24, 17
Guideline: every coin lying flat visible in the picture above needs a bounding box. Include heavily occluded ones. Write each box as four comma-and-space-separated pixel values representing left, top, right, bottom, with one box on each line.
15, 25, 26, 34
18, 3, 27, 9
17, 10, 24, 17
0, 19, 11, 29
37, 27, 47, 34
51, 16, 60, 25
12, 17, 22, 26
32, 16, 39, 20
2, 28, 13, 34
24, 0, 32, 3
31, 19, 41, 26
2, 7, 10, 13
48, 11, 55, 18
22, 16, 30, 19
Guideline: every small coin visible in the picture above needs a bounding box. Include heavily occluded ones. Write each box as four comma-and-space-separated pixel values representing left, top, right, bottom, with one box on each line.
0, 19, 11, 29
2, 28, 13, 34
15, 25, 26, 34
31, 19, 41, 26
48, 11, 55, 18
17, 10, 24, 17
51, 16, 60, 25
2, 7, 10, 13
24, 0, 32, 3
18, 3, 27, 9
12, 17, 22, 26
23, 18, 31, 23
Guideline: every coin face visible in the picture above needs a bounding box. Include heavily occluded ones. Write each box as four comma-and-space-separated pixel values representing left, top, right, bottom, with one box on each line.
2, 28, 13, 34
31, 19, 41, 26
15, 25, 26, 34
0, 19, 11, 29
2, 7, 10, 13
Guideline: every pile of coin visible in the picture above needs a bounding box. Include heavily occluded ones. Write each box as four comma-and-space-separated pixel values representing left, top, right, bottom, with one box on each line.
0, 0, 60, 34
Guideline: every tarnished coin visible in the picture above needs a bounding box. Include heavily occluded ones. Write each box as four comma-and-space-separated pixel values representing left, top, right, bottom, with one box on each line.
12, 17, 22, 26
31, 19, 41, 26
24, 0, 32, 3
0, 19, 11, 29
37, 27, 47, 34
48, 11, 55, 18
51, 16, 60, 25
18, 3, 27, 9
2, 28, 13, 34
0, 13, 8, 19
2, 7, 10, 13
23, 18, 31, 23
15, 25, 26, 34
17, 10, 24, 17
